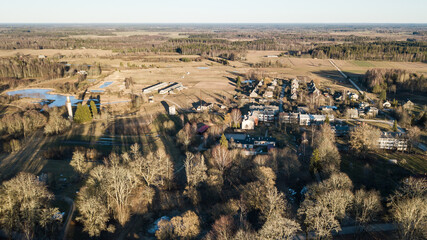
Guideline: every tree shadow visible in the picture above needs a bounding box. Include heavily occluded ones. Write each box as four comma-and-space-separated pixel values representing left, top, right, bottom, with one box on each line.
160, 101, 169, 113
312, 70, 366, 91
340, 152, 412, 197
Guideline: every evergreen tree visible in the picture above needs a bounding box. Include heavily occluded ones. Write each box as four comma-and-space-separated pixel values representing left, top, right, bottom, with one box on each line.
392, 99, 398, 108
379, 90, 387, 101
310, 148, 321, 174
325, 115, 330, 124
90, 101, 98, 118
236, 76, 242, 89
220, 133, 228, 149
74, 103, 93, 123
393, 120, 398, 132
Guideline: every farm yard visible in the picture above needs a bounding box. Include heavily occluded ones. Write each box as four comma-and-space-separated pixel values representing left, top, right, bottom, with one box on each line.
0, 23, 426, 240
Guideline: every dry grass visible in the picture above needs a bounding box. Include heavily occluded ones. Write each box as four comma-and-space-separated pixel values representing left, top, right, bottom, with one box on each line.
0, 49, 116, 58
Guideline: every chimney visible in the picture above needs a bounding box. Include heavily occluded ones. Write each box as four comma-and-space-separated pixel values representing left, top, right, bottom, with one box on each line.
66, 96, 73, 119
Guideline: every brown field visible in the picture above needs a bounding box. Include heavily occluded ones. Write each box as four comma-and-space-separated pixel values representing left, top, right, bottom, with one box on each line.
2, 50, 427, 116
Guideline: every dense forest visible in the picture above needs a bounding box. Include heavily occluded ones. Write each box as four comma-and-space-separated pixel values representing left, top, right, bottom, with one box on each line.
310, 41, 427, 62
363, 68, 427, 93
1, 25, 426, 62
0, 56, 65, 79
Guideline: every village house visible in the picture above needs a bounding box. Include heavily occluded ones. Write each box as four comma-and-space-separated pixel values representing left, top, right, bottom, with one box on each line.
224, 133, 276, 154
346, 108, 359, 118
289, 78, 299, 100
383, 101, 392, 108
319, 105, 338, 113
290, 93, 298, 100
378, 132, 408, 151
249, 105, 279, 122
250, 89, 259, 98
196, 102, 213, 112
280, 112, 300, 125
366, 107, 379, 117
348, 92, 359, 101
334, 92, 343, 101
263, 91, 273, 98
169, 106, 176, 115
299, 114, 335, 125
403, 100, 414, 110
331, 125, 351, 136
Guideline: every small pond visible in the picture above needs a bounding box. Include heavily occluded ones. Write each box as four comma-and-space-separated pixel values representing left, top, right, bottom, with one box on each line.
99, 81, 113, 88
6, 89, 81, 107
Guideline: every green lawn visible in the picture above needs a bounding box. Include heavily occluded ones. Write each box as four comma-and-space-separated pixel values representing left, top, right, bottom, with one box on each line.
375, 151, 427, 175
352, 60, 375, 67
341, 150, 426, 197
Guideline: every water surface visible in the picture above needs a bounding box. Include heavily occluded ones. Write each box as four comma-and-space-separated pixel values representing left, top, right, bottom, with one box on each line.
7, 89, 81, 107
99, 81, 113, 88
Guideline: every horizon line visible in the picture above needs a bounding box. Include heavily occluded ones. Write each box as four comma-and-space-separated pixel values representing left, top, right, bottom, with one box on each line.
1, 22, 426, 25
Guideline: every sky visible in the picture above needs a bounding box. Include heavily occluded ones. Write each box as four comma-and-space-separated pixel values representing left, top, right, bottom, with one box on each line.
1, 0, 426, 24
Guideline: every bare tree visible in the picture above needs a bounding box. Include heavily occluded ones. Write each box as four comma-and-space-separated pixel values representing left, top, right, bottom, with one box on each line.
407, 126, 421, 151
353, 189, 382, 225
185, 152, 207, 187
44, 107, 71, 135
230, 109, 242, 128
156, 219, 174, 240
170, 211, 201, 239
70, 149, 88, 176
388, 177, 427, 240
349, 123, 381, 154
131, 149, 174, 187
0, 172, 58, 240
76, 186, 109, 237
313, 124, 341, 174
299, 173, 355, 238
103, 166, 139, 225
258, 210, 300, 240
299, 200, 341, 239
177, 123, 194, 150
207, 215, 236, 240
77, 163, 140, 230
212, 145, 232, 172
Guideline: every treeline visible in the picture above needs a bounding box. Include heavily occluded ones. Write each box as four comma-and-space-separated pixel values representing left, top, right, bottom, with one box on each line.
0, 107, 71, 152
170, 38, 286, 55
250, 59, 290, 68
0, 34, 167, 52
0, 56, 65, 79
310, 41, 427, 62
363, 68, 427, 93
0, 56, 102, 92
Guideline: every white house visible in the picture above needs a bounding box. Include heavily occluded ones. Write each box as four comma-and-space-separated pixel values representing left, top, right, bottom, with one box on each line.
378, 132, 408, 151
348, 92, 359, 101
169, 106, 176, 115
263, 91, 273, 98
242, 116, 255, 130
383, 101, 391, 108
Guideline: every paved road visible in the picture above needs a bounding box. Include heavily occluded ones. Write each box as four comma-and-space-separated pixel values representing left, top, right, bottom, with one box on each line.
58, 196, 75, 240
279, 82, 286, 112
329, 59, 373, 103
293, 223, 397, 239
337, 118, 405, 133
